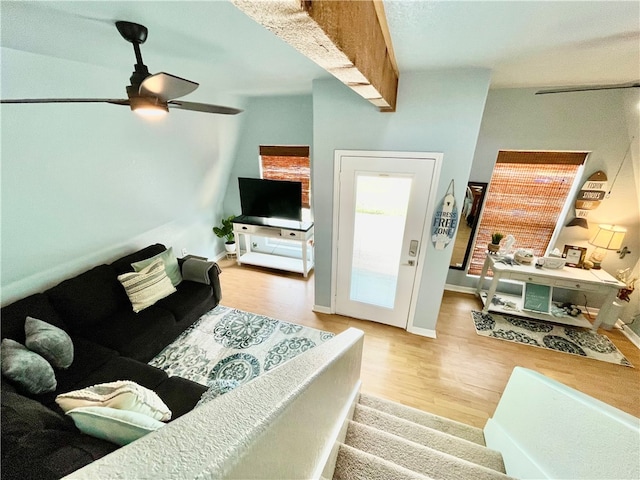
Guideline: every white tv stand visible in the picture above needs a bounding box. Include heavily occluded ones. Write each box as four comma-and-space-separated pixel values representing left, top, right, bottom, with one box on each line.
232, 216, 314, 277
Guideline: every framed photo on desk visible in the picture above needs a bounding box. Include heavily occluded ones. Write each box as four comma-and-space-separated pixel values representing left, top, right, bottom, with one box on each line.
562, 245, 586, 267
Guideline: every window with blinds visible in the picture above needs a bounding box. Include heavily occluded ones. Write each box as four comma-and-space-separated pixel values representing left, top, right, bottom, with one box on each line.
259, 145, 310, 209
467, 150, 586, 276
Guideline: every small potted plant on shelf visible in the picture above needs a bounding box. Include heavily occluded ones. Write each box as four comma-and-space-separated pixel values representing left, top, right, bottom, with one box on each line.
488, 232, 504, 254
213, 215, 236, 253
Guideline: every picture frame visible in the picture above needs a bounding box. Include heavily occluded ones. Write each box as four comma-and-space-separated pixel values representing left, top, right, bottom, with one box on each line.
523, 283, 552, 314
562, 245, 587, 267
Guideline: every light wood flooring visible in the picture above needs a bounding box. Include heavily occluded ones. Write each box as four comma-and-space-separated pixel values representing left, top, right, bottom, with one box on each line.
216, 258, 640, 428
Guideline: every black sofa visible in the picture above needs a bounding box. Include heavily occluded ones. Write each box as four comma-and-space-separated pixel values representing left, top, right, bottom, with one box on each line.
1, 244, 221, 479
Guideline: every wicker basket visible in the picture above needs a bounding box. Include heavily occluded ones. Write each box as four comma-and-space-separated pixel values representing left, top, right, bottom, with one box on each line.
514, 251, 534, 264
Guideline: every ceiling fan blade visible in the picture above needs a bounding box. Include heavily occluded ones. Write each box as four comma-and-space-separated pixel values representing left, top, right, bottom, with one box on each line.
0, 98, 130, 105
139, 73, 198, 101
535, 81, 640, 95
167, 100, 243, 115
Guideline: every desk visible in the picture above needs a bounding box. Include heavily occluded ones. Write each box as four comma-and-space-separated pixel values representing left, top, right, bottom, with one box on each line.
232, 216, 314, 277
475, 254, 626, 330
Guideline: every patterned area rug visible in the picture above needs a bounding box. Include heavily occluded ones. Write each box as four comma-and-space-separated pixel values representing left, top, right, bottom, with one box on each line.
471, 310, 632, 367
149, 305, 336, 396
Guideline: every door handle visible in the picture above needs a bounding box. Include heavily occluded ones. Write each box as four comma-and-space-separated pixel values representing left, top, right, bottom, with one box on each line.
409, 240, 419, 257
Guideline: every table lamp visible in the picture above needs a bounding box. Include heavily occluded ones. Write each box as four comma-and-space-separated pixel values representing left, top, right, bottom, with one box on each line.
588, 224, 626, 269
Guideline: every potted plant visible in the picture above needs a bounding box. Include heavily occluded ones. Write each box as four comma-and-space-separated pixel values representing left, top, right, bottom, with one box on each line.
213, 215, 236, 253
488, 232, 504, 254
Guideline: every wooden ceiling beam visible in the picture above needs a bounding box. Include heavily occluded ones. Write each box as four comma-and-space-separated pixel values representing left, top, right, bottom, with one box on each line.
232, 0, 399, 112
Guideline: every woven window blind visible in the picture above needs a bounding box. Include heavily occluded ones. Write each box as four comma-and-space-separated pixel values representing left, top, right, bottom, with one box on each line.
468, 151, 585, 276
259, 146, 310, 209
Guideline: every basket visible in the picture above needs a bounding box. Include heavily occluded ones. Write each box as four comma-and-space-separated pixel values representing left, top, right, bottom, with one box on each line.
514, 251, 534, 264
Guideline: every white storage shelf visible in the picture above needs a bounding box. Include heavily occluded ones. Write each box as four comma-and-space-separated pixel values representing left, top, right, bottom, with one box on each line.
233, 218, 314, 277
478, 292, 592, 329
475, 254, 626, 330
237, 252, 312, 275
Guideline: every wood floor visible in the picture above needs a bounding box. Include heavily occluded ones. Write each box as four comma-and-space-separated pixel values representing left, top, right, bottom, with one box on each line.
216, 258, 640, 428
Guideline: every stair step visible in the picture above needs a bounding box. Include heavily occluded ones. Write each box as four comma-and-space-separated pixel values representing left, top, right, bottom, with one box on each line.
333, 443, 433, 480
353, 404, 506, 473
344, 420, 515, 480
359, 393, 485, 445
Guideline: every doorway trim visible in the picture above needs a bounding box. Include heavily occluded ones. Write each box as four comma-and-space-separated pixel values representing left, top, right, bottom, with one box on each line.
331, 149, 443, 333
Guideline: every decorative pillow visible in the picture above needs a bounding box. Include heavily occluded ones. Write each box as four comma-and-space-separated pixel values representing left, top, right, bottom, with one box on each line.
55, 380, 171, 421
24, 316, 74, 369
0, 339, 57, 395
66, 406, 165, 446
117, 258, 176, 313
131, 246, 182, 287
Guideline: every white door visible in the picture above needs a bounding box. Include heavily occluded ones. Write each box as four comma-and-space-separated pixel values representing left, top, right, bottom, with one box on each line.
333, 151, 439, 328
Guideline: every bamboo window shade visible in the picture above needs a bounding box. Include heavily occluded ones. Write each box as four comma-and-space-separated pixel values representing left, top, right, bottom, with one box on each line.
259, 146, 310, 209
468, 151, 586, 276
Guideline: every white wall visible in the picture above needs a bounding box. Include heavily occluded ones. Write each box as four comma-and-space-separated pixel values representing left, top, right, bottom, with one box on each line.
311, 70, 491, 332
1, 48, 244, 305
446, 88, 640, 326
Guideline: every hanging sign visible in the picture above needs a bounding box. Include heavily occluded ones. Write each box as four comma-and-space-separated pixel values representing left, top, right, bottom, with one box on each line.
431, 180, 458, 250
566, 170, 607, 229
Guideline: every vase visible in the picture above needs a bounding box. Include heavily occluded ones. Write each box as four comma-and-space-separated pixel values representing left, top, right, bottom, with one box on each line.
487, 243, 500, 254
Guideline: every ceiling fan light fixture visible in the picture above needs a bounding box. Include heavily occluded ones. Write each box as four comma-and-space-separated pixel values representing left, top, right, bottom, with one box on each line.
129, 96, 169, 117
4, 21, 241, 117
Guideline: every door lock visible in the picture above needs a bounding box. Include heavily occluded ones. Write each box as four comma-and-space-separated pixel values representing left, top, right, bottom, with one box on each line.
408, 260, 415, 266
409, 240, 419, 257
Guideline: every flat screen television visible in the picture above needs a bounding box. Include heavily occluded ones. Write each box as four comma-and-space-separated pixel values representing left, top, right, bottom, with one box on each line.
238, 177, 302, 221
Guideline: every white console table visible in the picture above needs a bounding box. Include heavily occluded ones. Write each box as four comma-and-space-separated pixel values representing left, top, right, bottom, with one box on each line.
476, 254, 626, 330
232, 216, 314, 277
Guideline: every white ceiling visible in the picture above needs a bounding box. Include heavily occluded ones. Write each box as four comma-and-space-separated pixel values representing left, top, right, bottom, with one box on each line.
2, 0, 639, 101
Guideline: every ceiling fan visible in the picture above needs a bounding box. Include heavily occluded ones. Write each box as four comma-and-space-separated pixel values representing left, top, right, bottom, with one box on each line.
0, 21, 242, 116
535, 81, 640, 95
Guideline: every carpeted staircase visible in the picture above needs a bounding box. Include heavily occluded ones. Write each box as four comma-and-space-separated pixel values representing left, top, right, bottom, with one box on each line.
332, 393, 516, 480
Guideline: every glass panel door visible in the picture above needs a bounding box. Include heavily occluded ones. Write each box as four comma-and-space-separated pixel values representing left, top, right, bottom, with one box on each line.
350, 174, 412, 308
334, 152, 438, 329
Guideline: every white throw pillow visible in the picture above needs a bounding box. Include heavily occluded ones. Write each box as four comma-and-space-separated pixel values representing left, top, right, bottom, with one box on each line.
67, 406, 165, 446
56, 380, 171, 421
117, 258, 176, 312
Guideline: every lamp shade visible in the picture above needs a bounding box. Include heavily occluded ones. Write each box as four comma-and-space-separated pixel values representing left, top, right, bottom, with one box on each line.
589, 224, 626, 250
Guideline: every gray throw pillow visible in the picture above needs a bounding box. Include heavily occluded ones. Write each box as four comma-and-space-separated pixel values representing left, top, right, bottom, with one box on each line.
1, 339, 57, 395
131, 247, 182, 287
25, 316, 74, 369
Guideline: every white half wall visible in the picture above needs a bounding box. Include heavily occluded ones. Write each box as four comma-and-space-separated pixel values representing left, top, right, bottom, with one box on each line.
68, 327, 365, 479
485, 366, 640, 479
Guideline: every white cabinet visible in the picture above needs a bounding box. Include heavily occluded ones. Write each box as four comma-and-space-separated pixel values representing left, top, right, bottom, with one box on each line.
232, 217, 314, 277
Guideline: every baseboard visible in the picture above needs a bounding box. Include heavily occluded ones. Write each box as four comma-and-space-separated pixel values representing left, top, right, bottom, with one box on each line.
212, 251, 228, 262
313, 305, 333, 314
444, 283, 477, 295
617, 320, 640, 350
407, 325, 437, 339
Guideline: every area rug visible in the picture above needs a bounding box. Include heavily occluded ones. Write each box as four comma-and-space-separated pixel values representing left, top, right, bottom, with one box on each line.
471, 310, 632, 367
149, 305, 336, 394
